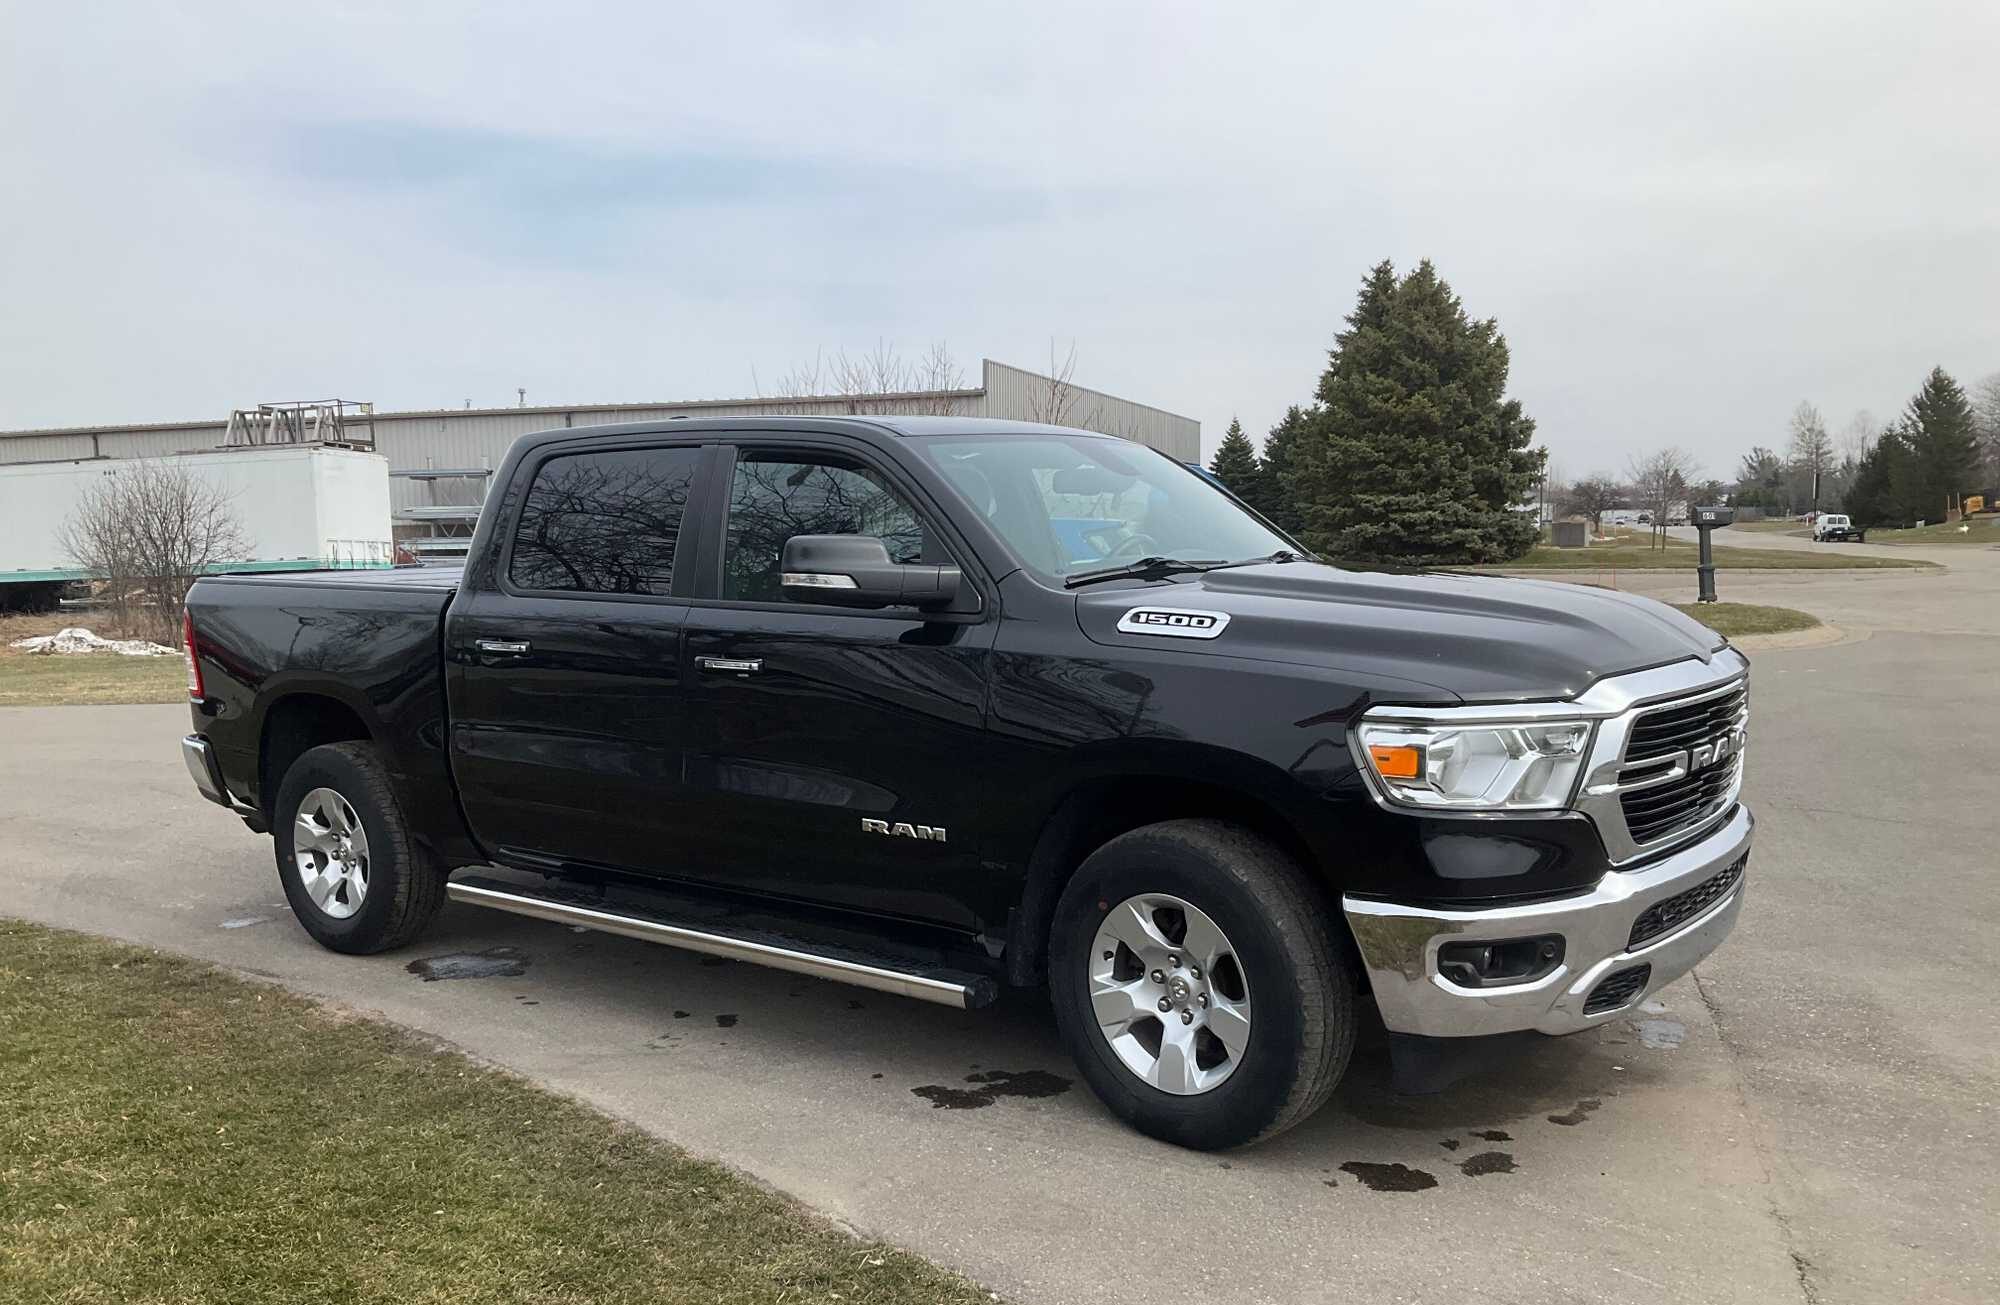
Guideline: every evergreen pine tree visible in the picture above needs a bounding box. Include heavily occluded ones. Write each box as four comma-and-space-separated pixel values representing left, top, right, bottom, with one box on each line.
1843, 424, 1904, 527
1208, 418, 1262, 503
1258, 405, 1313, 536
1900, 366, 1979, 520
1289, 259, 1545, 563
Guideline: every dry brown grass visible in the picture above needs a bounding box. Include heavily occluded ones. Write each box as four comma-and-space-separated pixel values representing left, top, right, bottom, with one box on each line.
0, 612, 187, 707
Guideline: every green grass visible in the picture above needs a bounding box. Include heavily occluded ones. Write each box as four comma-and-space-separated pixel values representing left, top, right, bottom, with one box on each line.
0, 920, 995, 1305
1725, 519, 1809, 535
1669, 602, 1822, 637
1504, 533, 1929, 570
0, 652, 186, 706
1863, 516, 2000, 546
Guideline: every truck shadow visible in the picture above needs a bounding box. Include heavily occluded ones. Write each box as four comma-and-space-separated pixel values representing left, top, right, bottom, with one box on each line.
414, 902, 1666, 1171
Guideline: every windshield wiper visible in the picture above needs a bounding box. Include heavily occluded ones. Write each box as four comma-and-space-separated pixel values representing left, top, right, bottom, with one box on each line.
1196, 548, 1315, 573
1063, 557, 1226, 589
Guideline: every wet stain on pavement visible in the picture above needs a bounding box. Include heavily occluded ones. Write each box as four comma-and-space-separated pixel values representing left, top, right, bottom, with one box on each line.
911, 1068, 1073, 1110
714, 1014, 738, 1028
1459, 1151, 1518, 1177
1636, 1018, 1686, 1050
1548, 1098, 1602, 1126
964, 1069, 1070, 1098
1339, 1162, 1439, 1192
406, 947, 529, 982
1473, 1129, 1513, 1142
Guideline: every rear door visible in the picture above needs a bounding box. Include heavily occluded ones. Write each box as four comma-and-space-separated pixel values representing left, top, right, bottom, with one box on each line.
447, 439, 709, 874
678, 436, 998, 929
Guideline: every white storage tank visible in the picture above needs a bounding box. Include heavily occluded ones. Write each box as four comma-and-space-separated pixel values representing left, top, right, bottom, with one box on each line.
0, 445, 394, 582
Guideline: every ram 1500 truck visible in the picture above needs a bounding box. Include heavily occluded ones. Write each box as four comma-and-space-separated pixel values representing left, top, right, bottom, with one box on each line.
181, 416, 1751, 1149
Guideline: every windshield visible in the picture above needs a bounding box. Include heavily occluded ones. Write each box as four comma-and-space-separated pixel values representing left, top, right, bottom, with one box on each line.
907, 433, 1294, 580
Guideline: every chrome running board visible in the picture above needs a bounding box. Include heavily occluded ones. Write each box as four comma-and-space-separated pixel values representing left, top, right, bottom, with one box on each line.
447, 875, 994, 1010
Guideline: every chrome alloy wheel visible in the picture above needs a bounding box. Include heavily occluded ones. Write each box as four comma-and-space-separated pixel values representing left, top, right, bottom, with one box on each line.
293, 787, 370, 920
1088, 893, 1252, 1095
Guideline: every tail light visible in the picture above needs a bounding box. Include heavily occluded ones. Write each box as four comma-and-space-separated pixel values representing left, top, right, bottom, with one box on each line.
183, 609, 205, 701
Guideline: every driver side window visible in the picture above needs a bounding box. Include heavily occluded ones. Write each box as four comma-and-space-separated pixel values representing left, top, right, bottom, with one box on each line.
720, 453, 926, 602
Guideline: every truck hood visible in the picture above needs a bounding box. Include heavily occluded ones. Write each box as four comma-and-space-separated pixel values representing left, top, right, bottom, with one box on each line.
1075, 561, 1727, 703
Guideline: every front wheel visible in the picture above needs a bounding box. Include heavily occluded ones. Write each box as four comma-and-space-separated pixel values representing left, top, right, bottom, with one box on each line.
1048, 819, 1356, 1149
274, 741, 447, 954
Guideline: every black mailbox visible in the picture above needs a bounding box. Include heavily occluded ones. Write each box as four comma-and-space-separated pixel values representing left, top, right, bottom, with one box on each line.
1693, 505, 1732, 602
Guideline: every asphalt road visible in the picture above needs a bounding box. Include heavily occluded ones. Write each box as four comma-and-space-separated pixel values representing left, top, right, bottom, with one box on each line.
3, 542, 1994, 1304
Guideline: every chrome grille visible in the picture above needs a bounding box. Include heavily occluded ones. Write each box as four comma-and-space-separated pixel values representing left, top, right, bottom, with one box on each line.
1615, 683, 1748, 848
1627, 684, 1747, 759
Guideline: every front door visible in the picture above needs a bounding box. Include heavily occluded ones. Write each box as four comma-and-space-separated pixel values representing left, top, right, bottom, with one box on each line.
448, 441, 706, 875
680, 441, 997, 929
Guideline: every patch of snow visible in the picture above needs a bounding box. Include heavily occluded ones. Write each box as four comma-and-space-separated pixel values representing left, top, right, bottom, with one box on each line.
8, 626, 177, 657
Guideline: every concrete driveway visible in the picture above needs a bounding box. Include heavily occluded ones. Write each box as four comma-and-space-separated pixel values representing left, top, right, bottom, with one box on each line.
3, 554, 1994, 1303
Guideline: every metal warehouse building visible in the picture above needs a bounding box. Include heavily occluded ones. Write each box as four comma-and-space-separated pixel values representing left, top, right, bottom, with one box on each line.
0, 359, 1200, 535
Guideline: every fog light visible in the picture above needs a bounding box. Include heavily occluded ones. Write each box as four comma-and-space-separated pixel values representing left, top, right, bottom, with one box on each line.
1437, 935, 1565, 989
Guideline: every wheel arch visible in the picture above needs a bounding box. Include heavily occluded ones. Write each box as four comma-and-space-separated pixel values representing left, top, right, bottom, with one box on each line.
1003, 762, 1331, 988
256, 690, 375, 823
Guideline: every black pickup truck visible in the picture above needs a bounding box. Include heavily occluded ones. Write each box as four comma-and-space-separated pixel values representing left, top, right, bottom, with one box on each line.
181, 416, 1751, 1149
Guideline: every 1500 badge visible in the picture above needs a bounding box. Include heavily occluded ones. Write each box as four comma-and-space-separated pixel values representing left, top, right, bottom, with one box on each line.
1116, 607, 1231, 639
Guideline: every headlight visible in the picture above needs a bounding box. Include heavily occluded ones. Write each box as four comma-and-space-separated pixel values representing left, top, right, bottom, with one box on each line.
1355, 714, 1594, 811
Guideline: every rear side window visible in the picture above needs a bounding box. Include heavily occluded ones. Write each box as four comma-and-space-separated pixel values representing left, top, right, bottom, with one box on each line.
509, 447, 700, 595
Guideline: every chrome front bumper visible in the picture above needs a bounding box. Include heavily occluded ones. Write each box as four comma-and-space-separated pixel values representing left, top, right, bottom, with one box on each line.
1344, 804, 1751, 1037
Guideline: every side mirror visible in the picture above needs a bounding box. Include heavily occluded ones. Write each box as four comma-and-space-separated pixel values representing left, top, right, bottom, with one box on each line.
779, 535, 962, 611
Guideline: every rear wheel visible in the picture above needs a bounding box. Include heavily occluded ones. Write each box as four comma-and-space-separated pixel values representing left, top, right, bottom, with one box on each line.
1049, 819, 1356, 1149
274, 742, 446, 954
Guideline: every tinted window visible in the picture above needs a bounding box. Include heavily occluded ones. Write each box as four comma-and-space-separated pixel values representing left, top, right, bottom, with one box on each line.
509, 447, 700, 595
722, 454, 925, 602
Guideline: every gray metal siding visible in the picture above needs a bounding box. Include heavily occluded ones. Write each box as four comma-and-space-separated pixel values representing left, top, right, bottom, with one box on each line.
977, 360, 1200, 460
1, 365, 1200, 514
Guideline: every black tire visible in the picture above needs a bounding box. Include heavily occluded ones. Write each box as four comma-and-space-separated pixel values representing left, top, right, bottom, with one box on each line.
273, 741, 446, 955
1048, 819, 1355, 1150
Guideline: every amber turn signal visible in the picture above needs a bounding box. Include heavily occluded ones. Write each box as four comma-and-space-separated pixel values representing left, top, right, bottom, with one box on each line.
1367, 743, 1422, 780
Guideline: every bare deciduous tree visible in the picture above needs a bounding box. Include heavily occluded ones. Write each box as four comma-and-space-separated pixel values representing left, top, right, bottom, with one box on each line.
755, 340, 967, 415
1787, 401, 1833, 511
1561, 474, 1623, 533
1625, 447, 1699, 548
1838, 409, 1881, 466
1974, 372, 2000, 490
58, 460, 250, 640
1023, 339, 1085, 427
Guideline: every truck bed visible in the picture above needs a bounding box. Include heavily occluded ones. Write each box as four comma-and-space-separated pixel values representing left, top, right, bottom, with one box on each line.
196, 563, 462, 595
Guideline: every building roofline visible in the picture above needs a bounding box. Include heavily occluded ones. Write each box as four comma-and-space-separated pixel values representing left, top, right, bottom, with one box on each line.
1, 356, 1198, 440
0, 385, 993, 441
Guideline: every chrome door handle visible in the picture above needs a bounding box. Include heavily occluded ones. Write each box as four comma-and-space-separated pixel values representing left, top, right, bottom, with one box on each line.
697, 656, 762, 674
475, 638, 531, 655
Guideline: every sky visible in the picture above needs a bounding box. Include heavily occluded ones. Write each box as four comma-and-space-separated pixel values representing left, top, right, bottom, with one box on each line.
2, 1, 1995, 480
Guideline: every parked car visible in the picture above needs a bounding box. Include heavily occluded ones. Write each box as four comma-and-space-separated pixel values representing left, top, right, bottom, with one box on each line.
1813, 513, 1866, 542
180, 416, 1752, 1149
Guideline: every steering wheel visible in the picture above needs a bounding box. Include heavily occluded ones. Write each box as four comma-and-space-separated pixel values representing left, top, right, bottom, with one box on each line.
1109, 532, 1160, 559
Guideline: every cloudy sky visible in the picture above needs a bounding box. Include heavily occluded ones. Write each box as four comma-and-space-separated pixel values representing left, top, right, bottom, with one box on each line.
2, 1, 1994, 478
